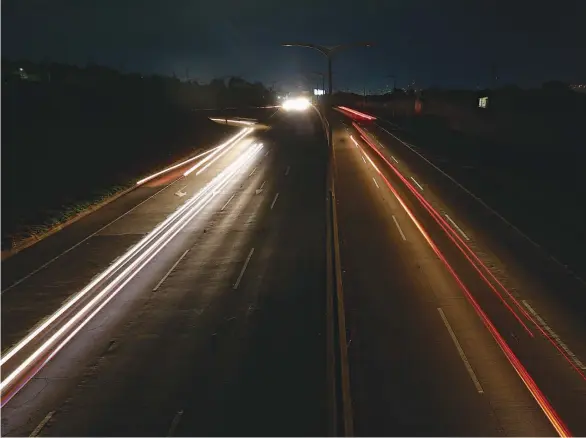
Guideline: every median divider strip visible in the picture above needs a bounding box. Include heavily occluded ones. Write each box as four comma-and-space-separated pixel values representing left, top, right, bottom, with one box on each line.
320, 104, 353, 437
330, 182, 354, 437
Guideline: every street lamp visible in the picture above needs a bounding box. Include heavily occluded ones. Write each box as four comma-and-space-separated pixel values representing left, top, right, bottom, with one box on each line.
281, 42, 373, 99
282, 42, 372, 153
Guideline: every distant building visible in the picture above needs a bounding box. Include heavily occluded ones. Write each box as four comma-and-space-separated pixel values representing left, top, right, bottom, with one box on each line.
7, 67, 44, 82
569, 84, 586, 93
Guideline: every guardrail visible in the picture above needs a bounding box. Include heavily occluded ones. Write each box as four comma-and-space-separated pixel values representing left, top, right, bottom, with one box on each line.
314, 104, 354, 437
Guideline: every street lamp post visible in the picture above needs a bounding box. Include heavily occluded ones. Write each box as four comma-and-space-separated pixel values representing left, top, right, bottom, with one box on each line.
282, 42, 372, 101
282, 42, 372, 150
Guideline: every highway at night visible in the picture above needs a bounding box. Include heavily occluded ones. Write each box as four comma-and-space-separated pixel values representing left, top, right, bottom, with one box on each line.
1, 108, 328, 436
1, 104, 585, 437
333, 106, 586, 437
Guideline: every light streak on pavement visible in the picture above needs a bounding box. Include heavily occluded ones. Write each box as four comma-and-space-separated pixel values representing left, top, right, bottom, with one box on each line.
195, 138, 255, 176
135, 127, 253, 186
0, 141, 264, 407
355, 124, 536, 329
209, 118, 257, 125
353, 121, 586, 382
351, 117, 583, 435
337, 106, 377, 120
358, 134, 572, 437
135, 145, 221, 186
184, 128, 253, 176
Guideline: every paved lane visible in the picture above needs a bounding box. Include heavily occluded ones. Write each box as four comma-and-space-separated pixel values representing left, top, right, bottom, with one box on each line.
2, 110, 329, 437
332, 112, 584, 436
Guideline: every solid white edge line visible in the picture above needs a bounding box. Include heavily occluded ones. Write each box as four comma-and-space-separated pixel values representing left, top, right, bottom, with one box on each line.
233, 248, 255, 289
392, 215, 407, 241
152, 249, 190, 291
522, 300, 586, 370
29, 411, 55, 437
437, 308, 484, 394
270, 193, 279, 210
445, 214, 470, 241
372, 177, 380, 189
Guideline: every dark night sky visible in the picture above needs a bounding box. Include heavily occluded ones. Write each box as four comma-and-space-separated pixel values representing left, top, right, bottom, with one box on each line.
3, 0, 585, 91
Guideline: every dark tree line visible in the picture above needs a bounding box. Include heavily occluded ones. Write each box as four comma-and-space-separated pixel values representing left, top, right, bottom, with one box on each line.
2, 58, 276, 110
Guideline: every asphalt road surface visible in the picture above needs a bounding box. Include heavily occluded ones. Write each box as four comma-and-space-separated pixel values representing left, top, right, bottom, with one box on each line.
1, 109, 328, 437
363, 106, 586, 281
4, 105, 585, 437
333, 108, 586, 436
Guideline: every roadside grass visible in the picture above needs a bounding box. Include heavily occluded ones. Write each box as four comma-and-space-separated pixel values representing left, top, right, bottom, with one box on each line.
2, 102, 271, 254
2, 121, 233, 253
3, 182, 132, 251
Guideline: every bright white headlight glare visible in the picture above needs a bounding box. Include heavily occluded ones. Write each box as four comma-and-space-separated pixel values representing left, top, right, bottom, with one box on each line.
282, 97, 310, 111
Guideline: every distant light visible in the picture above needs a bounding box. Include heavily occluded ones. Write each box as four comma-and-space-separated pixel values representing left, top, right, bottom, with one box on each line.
313, 89, 325, 96
282, 97, 310, 111
19, 68, 23, 71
